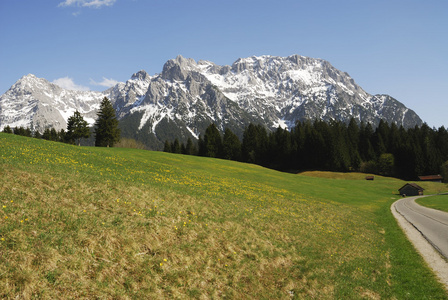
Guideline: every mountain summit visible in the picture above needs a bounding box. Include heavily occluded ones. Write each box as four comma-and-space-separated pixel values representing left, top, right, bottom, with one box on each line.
0, 55, 423, 148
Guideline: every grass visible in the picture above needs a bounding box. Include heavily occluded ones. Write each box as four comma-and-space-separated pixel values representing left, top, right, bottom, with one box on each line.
1, 133, 447, 299
417, 195, 448, 213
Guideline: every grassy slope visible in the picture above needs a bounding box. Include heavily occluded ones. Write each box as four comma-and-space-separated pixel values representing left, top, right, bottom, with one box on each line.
0, 133, 447, 299
417, 195, 448, 213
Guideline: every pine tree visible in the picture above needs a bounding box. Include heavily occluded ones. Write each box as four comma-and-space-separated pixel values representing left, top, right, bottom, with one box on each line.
66, 110, 90, 146
2, 125, 12, 134
42, 128, 51, 140
94, 97, 120, 147
33, 130, 42, 139
50, 128, 58, 141
441, 160, 448, 183
203, 123, 222, 158
172, 138, 181, 154
222, 128, 242, 161
163, 140, 172, 153
185, 137, 197, 155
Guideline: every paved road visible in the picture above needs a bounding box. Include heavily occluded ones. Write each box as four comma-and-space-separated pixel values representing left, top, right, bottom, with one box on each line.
394, 195, 448, 260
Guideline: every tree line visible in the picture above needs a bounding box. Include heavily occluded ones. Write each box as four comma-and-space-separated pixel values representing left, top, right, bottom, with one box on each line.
2, 97, 121, 148
164, 119, 448, 181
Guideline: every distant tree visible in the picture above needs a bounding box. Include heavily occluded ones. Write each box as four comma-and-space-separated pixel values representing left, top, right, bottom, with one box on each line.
198, 135, 205, 156
163, 140, 172, 153
441, 161, 448, 183
58, 129, 66, 143
184, 137, 197, 155
222, 128, 242, 161
242, 123, 268, 164
33, 130, 42, 139
13, 126, 26, 136
50, 128, 58, 141
42, 128, 51, 141
268, 127, 291, 170
24, 128, 32, 137
359, 122, 376, 162
172, 138, 181, 154
378, 153, 395, 176
203, 124, 222, 158
94, 97, 120, 147
436, 127, 448, 162
2, 125, 12, 134
66, 110, 90, 146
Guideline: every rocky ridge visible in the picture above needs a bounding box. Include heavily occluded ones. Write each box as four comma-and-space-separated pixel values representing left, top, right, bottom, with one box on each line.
0, 54, 423, 148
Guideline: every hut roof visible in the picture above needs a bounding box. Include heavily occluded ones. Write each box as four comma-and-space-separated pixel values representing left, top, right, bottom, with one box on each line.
418, 175, 443, 181
399, 183, 424, 191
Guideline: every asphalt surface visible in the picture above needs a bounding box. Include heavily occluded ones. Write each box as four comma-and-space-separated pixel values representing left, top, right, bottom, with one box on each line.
394, 195, 448, 260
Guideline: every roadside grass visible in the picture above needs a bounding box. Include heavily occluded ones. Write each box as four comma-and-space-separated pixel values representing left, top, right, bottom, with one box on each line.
417, 195, 448, 213
1, 133, 447, 299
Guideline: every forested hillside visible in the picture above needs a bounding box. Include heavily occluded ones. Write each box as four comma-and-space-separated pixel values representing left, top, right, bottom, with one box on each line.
166, 119, 448, 180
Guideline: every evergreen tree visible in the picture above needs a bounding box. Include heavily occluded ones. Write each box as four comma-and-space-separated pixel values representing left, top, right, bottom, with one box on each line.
436, 127, 448, 162
378, 153, 395, 176
66, 110, 90, 146
2, 125, 12, 134
268, 127, 292, 170
24, 128, 32, 137
345, 119, 361, 170
359, 122, 376, 162
33, 130, 42, 139
203, 123, 222, 158
441, 160, 448, 183
42, 128, 51, 140
329, 120, 351, 171
185, 137, 197, 155
242, 123, 259, 163
222, 128, 242, 161
163, 140, 172, 153
198, 135, 205, 156
50, 128, 58, 141
58, 129, 66, 143
242, 123, 269, 165
94, 97, 120, 147
13, 126, 26, 136
172, 138, 181, 154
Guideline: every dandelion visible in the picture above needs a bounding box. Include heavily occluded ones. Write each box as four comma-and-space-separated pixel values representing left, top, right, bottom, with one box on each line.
163, 259, 167, 262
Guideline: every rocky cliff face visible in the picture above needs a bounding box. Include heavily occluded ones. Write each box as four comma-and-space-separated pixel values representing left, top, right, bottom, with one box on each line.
0, 55, 423, 149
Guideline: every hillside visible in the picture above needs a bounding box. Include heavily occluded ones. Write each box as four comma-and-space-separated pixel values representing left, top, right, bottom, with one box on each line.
0, 134, 446, 298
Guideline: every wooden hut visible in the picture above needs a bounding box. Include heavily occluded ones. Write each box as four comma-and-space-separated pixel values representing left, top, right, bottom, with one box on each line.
418, 175, 443, 183
398, 183, 424, 196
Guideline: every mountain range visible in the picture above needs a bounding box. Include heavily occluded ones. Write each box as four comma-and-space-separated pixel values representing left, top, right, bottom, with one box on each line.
0, 54, 423, 149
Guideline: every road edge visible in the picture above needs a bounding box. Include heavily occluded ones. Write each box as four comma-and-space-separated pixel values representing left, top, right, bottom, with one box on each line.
391, 199, 448, 291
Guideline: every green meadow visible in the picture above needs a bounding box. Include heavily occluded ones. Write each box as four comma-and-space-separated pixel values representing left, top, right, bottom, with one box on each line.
417, 195, 448, 213
1, 133, 447, 299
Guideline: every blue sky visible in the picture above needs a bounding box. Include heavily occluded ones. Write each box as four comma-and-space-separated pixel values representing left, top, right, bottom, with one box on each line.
1, 0, 447, 128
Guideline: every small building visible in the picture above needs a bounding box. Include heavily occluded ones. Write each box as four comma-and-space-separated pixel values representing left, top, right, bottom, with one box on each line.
365, 176, 374, 181
418, 175, 443, 183
399, 183, 424, 196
